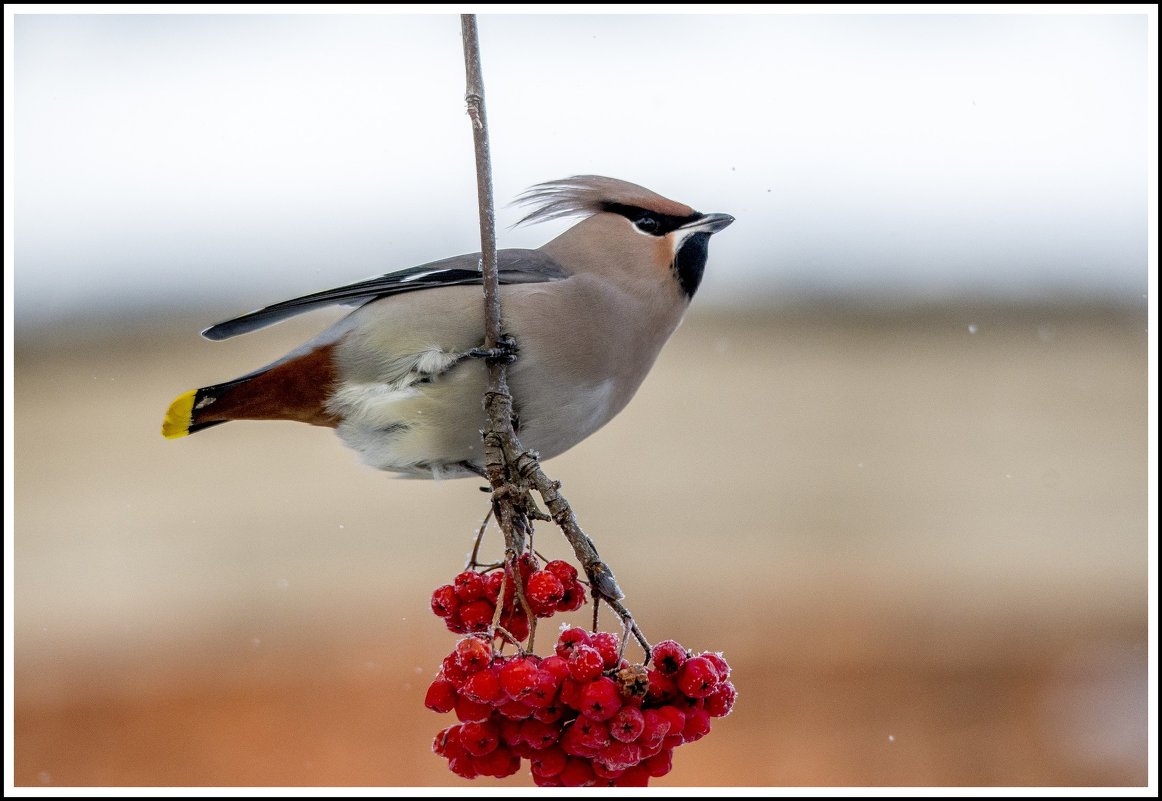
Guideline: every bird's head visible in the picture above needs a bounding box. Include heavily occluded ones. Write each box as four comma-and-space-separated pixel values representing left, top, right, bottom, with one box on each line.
515, 175, 734, 299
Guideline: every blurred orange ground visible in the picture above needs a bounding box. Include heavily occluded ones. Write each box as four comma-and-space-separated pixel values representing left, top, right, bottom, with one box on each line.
14, 306, 1149, 787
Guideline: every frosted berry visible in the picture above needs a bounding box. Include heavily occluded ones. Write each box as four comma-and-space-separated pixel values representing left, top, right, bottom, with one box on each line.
460, 720, 499, 756
458, 600, 494, 631
579, 676, 623, 721
567, 645, 604, 682
676, 655, 720, 698
454, 570, 485, 602
544, 559, 577, 584
454, 636, 491, 673
425, 678, 458, 713
702, 651, 731, 682
650, 640, 688, 674
555, 626, 592, 659
499, 657, 540, 700
461, 668, 503, 705
431, 585, 458, 618
609, 705, 645, 743
526, 570, 565, 616
704, 682, 737, 718
591, 632, 621, 669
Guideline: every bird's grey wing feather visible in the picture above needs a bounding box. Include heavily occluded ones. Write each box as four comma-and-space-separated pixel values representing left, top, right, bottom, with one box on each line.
201, 249, 569, 341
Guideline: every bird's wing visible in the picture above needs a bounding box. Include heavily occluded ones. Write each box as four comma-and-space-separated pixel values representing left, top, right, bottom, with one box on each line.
201, 249, 568, 341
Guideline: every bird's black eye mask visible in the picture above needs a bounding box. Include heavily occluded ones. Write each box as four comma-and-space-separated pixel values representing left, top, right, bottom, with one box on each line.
602, 202, 703, 237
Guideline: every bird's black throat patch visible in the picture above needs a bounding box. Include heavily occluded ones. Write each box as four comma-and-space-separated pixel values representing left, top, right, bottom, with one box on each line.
673, 232, 711, 298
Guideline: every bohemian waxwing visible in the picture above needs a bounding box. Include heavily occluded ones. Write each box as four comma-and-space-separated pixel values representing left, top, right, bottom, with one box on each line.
161, 175, 734, 478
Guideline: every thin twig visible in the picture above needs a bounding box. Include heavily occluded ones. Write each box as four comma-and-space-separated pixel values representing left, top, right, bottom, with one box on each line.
466, 506, 494, 570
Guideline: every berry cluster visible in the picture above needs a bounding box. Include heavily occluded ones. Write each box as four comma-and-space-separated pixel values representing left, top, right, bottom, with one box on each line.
425, 627, 736, 786
430, 555, 586, 641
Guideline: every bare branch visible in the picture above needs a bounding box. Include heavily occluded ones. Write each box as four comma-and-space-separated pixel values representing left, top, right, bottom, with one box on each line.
459, 14, 649, 662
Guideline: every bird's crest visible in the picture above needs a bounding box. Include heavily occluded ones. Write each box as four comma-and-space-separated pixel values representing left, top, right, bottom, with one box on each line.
514, 175, 695, 227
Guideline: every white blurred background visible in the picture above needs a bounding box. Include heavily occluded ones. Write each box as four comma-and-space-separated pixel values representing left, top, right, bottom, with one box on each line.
13, 11, 1148, 324
11, 9, 1153, 789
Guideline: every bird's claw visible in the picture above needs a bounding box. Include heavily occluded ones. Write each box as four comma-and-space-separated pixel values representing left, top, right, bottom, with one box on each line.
468, 334, 519, 365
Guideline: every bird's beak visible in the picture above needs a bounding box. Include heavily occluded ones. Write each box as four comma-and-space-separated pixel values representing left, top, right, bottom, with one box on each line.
681, 212, 735, 234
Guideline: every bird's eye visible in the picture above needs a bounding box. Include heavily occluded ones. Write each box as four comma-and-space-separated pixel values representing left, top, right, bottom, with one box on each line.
634, 215, 661, 235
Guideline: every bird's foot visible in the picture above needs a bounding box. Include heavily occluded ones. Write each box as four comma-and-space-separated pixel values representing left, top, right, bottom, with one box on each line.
467, 333, 519, 365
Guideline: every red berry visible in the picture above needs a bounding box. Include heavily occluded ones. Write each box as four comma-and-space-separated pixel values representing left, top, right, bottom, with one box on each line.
453, 570, 485, 602
516, 552, 537, 581
609, 704, 645, 743
459, 719, 499, 757
651, 639, 688, 674
430, 584, 458, 618
424, 678, 457, 713
645, 668, 678, 705
613, 764, 651, 786
591, 759, 625, 781
496, 697, 535, 721
474, 744, 520, 778
558, 757, 596, 787
677, 654, 720, 698
499, 657, 539, 700
642, 747, 673, 778
657, 705, 686, 735
526, 570, 565, 616
555, 626, 592, 659
572, 716, 612, 752
579, 676, 623, 721
454, 637, 491, 673
559, 677, 584, 710
540, 654, 570, 683
443, 612, 468, 635
461, 667, 503, 705
596, 740, 642, 773
567, 645, 604, 682
702, 651, 731, 682
532, 702, 565, 724
529, 745, 567, 777
496, 717, 523, 746
556, 581, 587, 612
458, 599, 494, 631
483, 570, 505, 604
453, 693, 492, 723
432, 724, 462, 758
545, 559, 577, 583
519, 718, 560, 750
439, 654, 467, 688
704, 681, 737, 717
681, 707, 712, 742
639, 708, 671, 751
447, 754, 478, 780
522, 669, 561, 709
591, 632, 621, 669
500, 608, 530, 642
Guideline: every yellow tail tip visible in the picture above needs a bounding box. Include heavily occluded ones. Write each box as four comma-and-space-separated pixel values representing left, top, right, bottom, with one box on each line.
162, 389, 197, 439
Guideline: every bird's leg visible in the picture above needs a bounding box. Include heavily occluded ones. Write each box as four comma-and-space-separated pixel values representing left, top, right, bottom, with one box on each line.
467, 333, 519, 364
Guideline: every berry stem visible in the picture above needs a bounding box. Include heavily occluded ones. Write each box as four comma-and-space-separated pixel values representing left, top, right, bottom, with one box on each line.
466, 506, 494, 571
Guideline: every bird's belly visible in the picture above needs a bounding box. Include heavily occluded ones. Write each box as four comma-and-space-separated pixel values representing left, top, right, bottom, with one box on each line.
512, 377, 618, 462
328, 366, 490, 478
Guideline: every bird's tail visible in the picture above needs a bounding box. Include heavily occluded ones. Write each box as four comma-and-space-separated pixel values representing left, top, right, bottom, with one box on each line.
161, 343, 341, 439
161, 381, 241, 439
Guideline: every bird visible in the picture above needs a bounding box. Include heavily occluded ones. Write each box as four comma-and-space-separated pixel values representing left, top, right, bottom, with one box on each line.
161, 175, 734, 479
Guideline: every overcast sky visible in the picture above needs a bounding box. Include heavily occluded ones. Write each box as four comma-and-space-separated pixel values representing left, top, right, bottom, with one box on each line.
11, 10, 1152, 327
